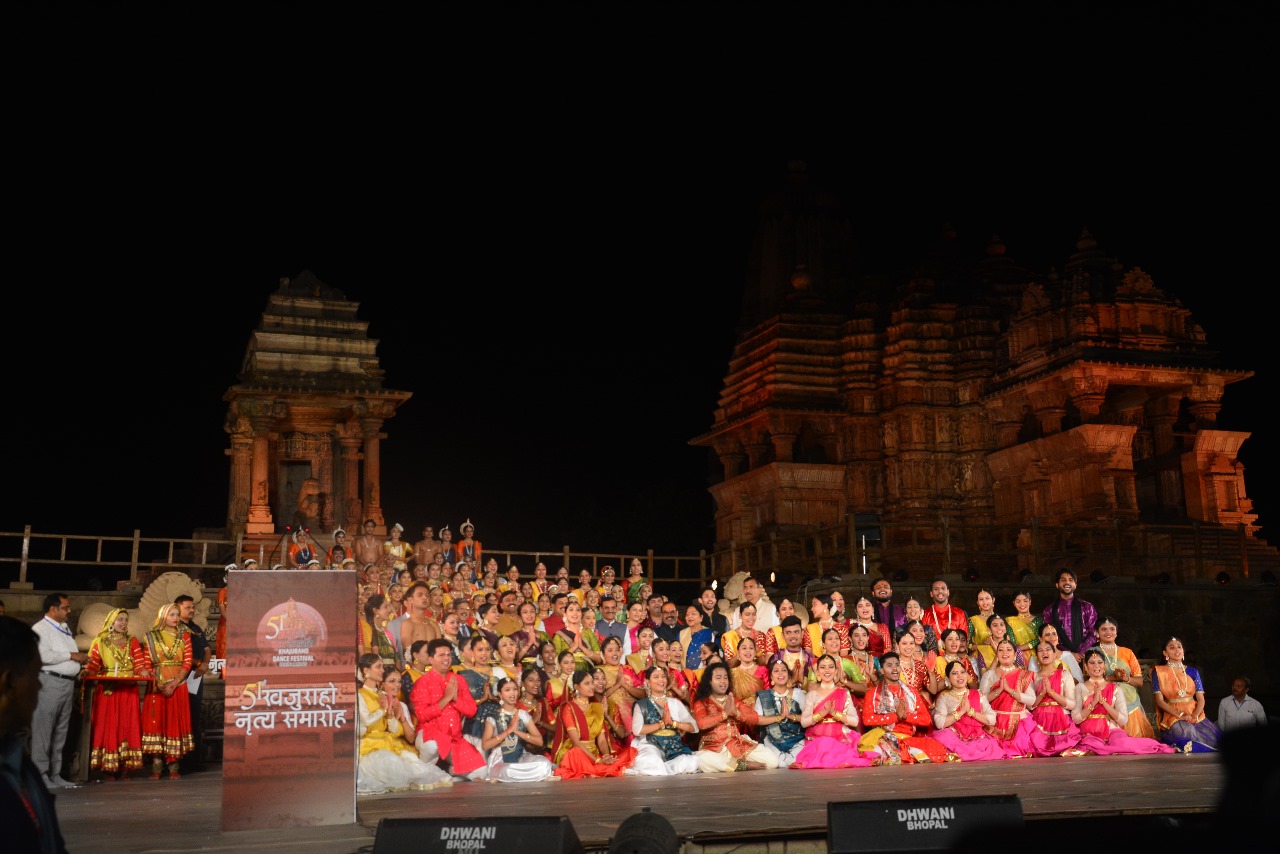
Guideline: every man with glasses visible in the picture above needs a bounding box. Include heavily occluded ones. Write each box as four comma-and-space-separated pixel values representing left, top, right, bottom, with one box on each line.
655, 601, 684, 645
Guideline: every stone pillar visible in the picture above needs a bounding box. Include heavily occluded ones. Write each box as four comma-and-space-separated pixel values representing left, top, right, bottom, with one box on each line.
339, 435, 362, 530
362, 421, 385, 530
227, 435, 252, 535
770, 433, 796, 463
246, 430, 274, 533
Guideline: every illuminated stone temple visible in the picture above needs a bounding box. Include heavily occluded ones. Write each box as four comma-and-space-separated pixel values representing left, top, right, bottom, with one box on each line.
222, 272, 411, 556
692, 162, 1267, 581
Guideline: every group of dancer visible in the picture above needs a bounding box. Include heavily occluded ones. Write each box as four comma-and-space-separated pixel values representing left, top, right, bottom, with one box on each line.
350, 574, 1242, 794
82, 604, 198, 781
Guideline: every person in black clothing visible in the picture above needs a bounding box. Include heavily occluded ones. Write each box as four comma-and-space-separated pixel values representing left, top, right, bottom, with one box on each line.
655, 601, 684, 645
697, 586, 729, 641
175, 595, 212, 773
869, 576, 906, 633
0, 615, 70, 854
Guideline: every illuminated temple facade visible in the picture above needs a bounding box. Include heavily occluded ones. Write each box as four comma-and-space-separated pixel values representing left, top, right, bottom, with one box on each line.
222, 272, 411, 549
691, 164, 1259, 567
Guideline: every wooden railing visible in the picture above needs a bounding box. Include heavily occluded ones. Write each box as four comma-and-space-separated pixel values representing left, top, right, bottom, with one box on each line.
5, 518, 1274, 596
0, 526, 712, 595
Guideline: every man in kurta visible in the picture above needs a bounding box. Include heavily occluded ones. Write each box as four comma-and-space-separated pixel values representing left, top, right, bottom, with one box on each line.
769, 616, 816, 687
690, 662, 778, 772
919, 578, 968, 642
409, 639, 487, 780
1041, 569, 1097, 665
858, 651, 949, 764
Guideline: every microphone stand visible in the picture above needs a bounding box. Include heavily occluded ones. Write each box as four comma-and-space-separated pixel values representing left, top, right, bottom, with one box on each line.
268, 530, 291, 569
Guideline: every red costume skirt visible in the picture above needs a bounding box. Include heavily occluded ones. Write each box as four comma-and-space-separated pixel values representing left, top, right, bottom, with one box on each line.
141, 684, 194, 763
89, 684, 144, 772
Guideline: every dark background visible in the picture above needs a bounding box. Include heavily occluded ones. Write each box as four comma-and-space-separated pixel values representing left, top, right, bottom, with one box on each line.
4, 8, 1272, 560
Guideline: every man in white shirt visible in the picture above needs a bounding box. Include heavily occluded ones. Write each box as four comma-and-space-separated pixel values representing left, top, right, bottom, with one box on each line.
31, 593, 86, 789
1218, 676, 1268, 733
730, 576, 778, 632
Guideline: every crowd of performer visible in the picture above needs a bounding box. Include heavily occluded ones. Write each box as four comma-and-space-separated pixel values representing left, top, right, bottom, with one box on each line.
63, 518, 1268, 796
294, 520, 1264, 792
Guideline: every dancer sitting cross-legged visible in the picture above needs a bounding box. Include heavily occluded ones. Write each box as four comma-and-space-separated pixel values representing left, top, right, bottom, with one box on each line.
691, 661, 778, 773
857, 650, 949, 765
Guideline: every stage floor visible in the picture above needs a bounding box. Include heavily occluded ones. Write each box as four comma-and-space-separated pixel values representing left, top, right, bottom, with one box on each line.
54, 752, 1227, 854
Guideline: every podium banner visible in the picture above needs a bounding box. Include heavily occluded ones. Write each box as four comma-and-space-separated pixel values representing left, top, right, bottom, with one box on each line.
220, 569, 357, 831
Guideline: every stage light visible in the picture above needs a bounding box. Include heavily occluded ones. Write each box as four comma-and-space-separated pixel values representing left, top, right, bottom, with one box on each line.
1215, 571, 1231, 585
1261, 570, 1278, 586
609, 807, 678, 854
1090, 571, 1107, 585
770, 571, 776, 583
710, 579, 717, 591
963, 569, 979, 582
1153, 572, 1171, 585
892, 568, 908, 582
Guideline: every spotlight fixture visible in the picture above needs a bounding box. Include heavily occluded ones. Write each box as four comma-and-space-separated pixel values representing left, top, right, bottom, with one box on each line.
1090, 570, 1108, 585
1215, 571, 1231, 585
1153, 572, 1171, 585
963, 569, 979, 583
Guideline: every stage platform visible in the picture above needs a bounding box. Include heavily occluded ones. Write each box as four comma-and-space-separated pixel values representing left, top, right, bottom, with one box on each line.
54, 751, 1235, 854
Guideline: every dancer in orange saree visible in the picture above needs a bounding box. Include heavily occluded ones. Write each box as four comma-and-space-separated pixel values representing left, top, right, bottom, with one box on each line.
551, 669, 637, 778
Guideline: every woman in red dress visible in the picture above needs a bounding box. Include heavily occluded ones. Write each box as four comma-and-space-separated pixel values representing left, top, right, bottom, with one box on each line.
141, 603, 194, 779
84, 607, 151, 781
849, 596, 891, 657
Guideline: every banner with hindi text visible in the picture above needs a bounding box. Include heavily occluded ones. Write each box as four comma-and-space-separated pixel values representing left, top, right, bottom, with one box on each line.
220, 569, 357, 831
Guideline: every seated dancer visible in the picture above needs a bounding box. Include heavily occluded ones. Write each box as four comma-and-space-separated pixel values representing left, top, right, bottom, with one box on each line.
550, 669, 638, 778
857, 650, 949, 765
1012, 640, 1085, 757
790, 655, 874, 769
1073, 649, 1174, 755
931, 659, 1014, 761
754, 659, 807, 768
355, 654, 452, 794
409, 639, 488, 781
690, 661, 778, 773
978, 638, 1036, 755
629, 666, 700, 776
1151, 636, 1223, 754
480, 677, 558, 782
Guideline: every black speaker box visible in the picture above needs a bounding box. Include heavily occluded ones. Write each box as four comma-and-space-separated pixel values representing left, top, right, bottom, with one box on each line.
374, 816, 584, 854
828, 794, 1023, 853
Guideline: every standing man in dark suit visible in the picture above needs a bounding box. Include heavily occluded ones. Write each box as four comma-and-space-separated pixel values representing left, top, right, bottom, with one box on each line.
175, 595, 212, 773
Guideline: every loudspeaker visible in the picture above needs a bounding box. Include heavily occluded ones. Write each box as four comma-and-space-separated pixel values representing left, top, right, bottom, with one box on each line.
828, 795, 1022, 853
374, 816, 584, 854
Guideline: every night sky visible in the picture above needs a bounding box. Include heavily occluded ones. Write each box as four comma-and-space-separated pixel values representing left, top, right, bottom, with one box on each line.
6, 10, 1273, 560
